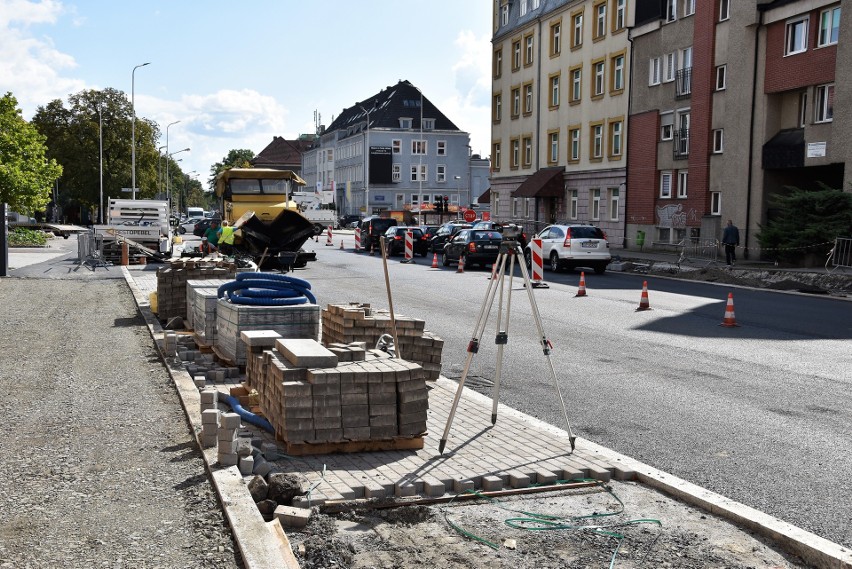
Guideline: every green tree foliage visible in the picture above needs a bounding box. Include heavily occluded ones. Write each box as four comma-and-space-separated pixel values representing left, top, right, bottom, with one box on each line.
208, 149, 255, 189
758, 184, 852, 263
31, 88, 163, 218
0, 93, 63, 214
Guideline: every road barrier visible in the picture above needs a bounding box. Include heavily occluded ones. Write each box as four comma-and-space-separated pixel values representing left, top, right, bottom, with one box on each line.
325, 225, 333, 246
355, 228, 361, 251
827, 237, 852, 272
530, 237, 544, 285
404, 230, 414, 262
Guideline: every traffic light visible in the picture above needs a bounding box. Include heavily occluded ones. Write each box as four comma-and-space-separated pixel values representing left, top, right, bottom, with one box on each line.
443, 196, 449, 212
433, 199, 443, 212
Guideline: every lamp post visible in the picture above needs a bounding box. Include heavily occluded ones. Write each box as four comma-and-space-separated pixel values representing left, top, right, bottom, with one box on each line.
454, 175, 462, 220
156, 145, 167, 195
98, 103, 104, 224
416, 87, 423, 225
357, 104, 373, 216
131, 62, 150, 199
166, 148, 190, 213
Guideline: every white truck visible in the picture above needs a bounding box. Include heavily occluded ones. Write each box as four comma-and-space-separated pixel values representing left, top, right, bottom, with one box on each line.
94, 199, 173, 257
291, 191, 337, 234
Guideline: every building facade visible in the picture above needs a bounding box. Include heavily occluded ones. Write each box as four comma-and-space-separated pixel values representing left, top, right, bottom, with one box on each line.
301, 80, 488, 219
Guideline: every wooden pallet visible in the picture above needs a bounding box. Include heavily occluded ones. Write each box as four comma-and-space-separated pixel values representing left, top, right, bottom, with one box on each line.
280, 435, 425, 456
193, 333, 214, 352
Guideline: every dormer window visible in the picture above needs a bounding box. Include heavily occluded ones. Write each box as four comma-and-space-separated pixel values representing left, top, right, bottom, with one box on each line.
422, 118, 435, 130
400, 117, 413, 129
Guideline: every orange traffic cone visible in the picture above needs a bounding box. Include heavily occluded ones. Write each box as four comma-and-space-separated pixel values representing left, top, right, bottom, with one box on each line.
431, 253, 439, 269
340, 239, 344, 250
720, 292, 740, 327
457, 255, 465, 273
635, 281, 652, 311
575, 272, 587, 297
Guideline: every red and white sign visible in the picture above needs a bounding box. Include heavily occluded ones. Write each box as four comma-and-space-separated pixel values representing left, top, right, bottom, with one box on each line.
482, 211, 491, 221
463, 209, 476, 223
404, 230, 414, 260
531, 237, 544, 283
354, 227, 361, 251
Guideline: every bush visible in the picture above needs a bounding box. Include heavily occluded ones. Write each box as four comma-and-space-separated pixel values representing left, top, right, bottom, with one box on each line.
758, 184, 852, 265
8, 227, 49, 247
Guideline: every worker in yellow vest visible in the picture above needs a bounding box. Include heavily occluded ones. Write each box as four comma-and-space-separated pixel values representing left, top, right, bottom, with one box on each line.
217, 221, 236, 255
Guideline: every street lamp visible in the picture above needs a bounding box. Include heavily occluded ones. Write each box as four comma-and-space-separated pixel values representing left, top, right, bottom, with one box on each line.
98, 103, 104, 224
357, 104, 374, 217
166, 148, 190, 212
454, 175, 462, 220
157, 145, 167, 195
131, 62, 150, 199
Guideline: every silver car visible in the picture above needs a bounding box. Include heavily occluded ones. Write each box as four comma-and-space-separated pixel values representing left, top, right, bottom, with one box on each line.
525, 224, 611, 274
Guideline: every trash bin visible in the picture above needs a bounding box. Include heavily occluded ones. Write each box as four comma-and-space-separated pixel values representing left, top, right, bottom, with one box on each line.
636, 230, 646, 249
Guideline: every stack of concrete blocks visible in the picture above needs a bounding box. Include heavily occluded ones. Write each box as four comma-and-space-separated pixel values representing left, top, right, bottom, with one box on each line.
199, 388, 219, 448
244, 336, 430, 448
215, 299, 320, 367
155, 260, 235, 323
217, 412, 242, 466
321, 303, 444, 380
185, 278, 232, 342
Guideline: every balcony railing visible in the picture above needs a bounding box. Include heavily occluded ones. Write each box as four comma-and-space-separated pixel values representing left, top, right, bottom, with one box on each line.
675, 67, 692, 99
674, 128, 690, 159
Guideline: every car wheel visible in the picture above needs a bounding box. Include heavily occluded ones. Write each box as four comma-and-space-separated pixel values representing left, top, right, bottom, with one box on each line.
549, 251, 561, 272
594, 264, 607, 275
441, 252, 451, 267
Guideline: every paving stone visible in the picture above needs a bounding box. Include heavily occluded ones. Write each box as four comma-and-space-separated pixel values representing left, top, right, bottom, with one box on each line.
218, 452, 238, 466
452, 477, 475, 493
273, 506, 311, 528
253, 461, 274, 477
394, 482, 416, 497
238, 455, 254, 476
201, 409, 219, 424
276, 338, 338, 368
508, 471, 531, 488
481, 475, 504, 492
423, 478, 446, 497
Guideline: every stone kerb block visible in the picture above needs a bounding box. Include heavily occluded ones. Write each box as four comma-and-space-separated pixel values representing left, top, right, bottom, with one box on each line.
276, 339, 338, 369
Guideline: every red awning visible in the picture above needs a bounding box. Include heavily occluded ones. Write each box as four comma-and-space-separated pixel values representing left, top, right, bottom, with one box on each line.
511, 167, 564, 198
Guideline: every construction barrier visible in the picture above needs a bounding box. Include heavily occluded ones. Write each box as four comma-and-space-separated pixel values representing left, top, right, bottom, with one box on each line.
404, 230, 414, 262
828, 237, 852, 271
457, 255, 465, 273
530, 238, 544, 283
355, 228, 361, 251
325, 225, 333, 246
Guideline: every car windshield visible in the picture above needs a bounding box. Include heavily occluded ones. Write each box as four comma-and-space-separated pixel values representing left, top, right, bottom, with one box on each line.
571, 226, 605, 239
471, 230, 501, 241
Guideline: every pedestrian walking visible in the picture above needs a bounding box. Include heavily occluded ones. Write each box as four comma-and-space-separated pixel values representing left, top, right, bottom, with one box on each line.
722, 219, 739, 266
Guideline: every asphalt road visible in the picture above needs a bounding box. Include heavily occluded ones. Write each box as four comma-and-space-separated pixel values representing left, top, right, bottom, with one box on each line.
299, 238, 852, 550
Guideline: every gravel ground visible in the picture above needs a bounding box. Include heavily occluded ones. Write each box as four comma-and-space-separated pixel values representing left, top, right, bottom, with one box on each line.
0, 278, 241, 569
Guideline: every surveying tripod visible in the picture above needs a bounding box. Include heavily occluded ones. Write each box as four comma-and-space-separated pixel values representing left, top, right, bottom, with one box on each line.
438, 233, 577, 454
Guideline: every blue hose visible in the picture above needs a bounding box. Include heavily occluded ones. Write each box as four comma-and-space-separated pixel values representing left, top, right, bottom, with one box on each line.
222, 395, 274, 433
217, 272, 316, 305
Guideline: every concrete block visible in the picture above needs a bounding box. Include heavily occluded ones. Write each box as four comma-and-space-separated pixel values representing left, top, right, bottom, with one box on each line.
282, 381, 312, 397
534, 469, 558, 485
276, 338, 338, 368
370, 426, 397, 438
453, 477, 475, 493
313, 417, 342, 430
201, 422, 218, 436
363, 481, 387, 499
200, 434, 218, 448
193, 378, 206, 389
508, 472, 531, 488
398, 421, 427, 436
219, 439, 239, 455
343, 427, 371, 440
201, 409, 219, 424
274, 505, 311, 528
218, 452, 238, 466
398, 399, 429, 414
220, 412, 241, 430
240, 329, 283, 348
236, 438, 254, 457
253, 460, 274, 477
394, 482, 416, 497
199, 389, 218, 405
238, 455, 254, 476
341, 393, 368, 406
217, 428, 237, 442
260, 442, 279, 457
482, 475, 503, 492
423, 478, 446, 497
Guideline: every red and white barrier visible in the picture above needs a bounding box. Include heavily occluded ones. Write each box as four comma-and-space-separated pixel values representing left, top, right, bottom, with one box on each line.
531, 237, 544, 283
404, 230, 414, 262
354, 228, 361, 251
325, 225, 333, 246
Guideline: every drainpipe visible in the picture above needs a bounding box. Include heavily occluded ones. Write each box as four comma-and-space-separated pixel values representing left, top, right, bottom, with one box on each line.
624, 26, 635, 248
535, 16, 543, 227
745, 11, 764, 259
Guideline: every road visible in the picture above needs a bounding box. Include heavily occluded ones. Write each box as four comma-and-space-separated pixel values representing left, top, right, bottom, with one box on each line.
299, 237, 852, 550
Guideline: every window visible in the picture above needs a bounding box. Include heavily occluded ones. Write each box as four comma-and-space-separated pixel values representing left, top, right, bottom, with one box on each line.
664, 52, 676, 82
523, 136, 533, 166
798, 91, 808, 127
712, 129, 724, 153
649, 57, 661, 85
410, 165, 418, 182
594, 2, 607, 39
609, 187, 620, 221
422, 118, 435, 130
683, 0, 695, 16
494, 94, 502, 121
666, 0, 676, 22
520, 0, 529, 16
609, 120, 623, 157
392, 164, 401, 182
570, 66, 582, 102
569, 127, 581, 161
613, 0, 626, 31
493, 142, 501, 170
591, 189, 601, 220
511, 137, 520, 168
494, 48, 503, 78
550, 74, 560, 107
715, 65, 727, 90
512, 40, 521, 70
572, 11, 584, 48
676, 111, 690, 157
511, 87, 521, 118
677, 171, 688, 198
400, 118, 413, 129
570, 189, 579, 219
593, 60, 605, 97
550, 21, 562, 55
548, 130, 559, 164
436, 165, 446, 183
411, 140, 427, 155
437, 141, 446, 156
501, 3, 509, 26
658, 227, 671, 243
513, 197, 520, 217
719, 0, 730, 21
660, 171, 672, 198
711, 192, 722, 215
591, 122, 604, 159
392, 139, 402, 154
815, 84, 834, 122
525, 35, 534, 66
611, 54, 625, 92
819, 7, 841, 47
660, 112, 674, 140
524, 82, 534, 115
785, 17, 808, 55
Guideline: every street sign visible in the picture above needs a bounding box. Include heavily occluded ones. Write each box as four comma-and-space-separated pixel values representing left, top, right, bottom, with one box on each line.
121, 188, 134, 193
463, 209, 476, 222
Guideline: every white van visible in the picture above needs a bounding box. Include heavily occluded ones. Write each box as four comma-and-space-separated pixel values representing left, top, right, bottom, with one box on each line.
186, 207, 204, 219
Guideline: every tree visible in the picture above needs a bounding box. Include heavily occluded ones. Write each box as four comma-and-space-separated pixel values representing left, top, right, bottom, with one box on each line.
0, 92, 62, 214
208, 149, 255, 189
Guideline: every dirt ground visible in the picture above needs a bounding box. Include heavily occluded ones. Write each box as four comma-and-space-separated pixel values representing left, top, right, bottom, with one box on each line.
286, 480, 807, 569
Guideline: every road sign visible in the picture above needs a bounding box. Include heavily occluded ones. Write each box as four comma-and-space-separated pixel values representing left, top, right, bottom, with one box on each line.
121, 188, 134, 193
463, 209, 476, 222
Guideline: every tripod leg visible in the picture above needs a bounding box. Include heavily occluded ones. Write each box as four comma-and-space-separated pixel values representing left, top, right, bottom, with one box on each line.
439, 253, 505, 454
516, 250, 578, 451
490, 253, 510, 424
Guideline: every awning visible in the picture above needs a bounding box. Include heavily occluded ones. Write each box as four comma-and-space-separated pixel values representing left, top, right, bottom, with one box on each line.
511, 167, 564, 198
477, 188, 491, 204
762, 128, 804, 169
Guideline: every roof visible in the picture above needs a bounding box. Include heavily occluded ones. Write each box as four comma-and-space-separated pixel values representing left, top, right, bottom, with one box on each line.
511, 167, 564, 198
324, 80, 460, 135
251, 137, 315, 169
477, 188, 491, 204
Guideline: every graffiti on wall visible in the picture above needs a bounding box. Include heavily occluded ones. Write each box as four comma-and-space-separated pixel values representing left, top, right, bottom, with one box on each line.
655, 204, 698, 228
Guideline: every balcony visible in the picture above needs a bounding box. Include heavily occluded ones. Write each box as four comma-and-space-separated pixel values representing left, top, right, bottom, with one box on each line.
675, 67, 692, 99
674, 128, 690, 159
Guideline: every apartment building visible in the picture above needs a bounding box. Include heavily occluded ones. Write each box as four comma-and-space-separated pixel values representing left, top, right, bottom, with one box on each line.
301, 80, 488, 218
491, 0, 633, 243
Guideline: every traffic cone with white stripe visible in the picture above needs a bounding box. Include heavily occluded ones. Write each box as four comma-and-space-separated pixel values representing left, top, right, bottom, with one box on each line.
431, 253, 439, 269
636, 281, 652, 311
575, 272, 587, 297
720, 292, 740, 327
340, 239, 344, 250
457, 255, 465, 273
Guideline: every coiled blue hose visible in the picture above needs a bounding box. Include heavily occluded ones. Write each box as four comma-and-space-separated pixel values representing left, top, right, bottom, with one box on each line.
217, 272, 316, 305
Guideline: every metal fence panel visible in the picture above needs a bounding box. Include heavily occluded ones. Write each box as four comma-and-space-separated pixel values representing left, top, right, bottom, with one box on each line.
828, 237, 852, 271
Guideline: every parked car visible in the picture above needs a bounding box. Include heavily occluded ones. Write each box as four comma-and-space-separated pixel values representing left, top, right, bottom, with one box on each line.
420, 225, 440, 245
383, 226, 429, 257
192, 217, 220, 237
180, 217, 204, 235
524, 224, 611, 274
441, 229, 504, 268
359, 216, 398, 252
470, 221, 528, 250
428, 222, 472, 253
337, 214, 361, 229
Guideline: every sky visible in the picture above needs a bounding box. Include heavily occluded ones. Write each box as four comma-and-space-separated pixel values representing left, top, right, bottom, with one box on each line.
0, 0, 493, 186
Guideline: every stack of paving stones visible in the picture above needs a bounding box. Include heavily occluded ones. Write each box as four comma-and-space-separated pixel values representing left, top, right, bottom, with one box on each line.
321, 303, 444, 380
215, 299, 320, 367
217, 412, 242, 466
185, 278, 232, 342
243, 333, 429, 450
199, 389, 219, 448
155, 260, 235, 323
